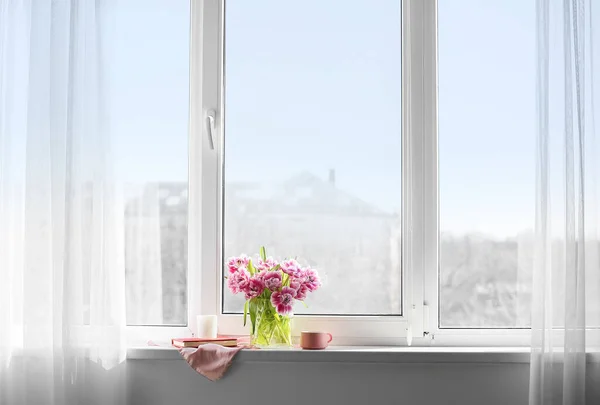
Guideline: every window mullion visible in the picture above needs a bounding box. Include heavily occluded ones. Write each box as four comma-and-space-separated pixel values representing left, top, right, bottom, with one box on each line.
403, 0, 437, 342
189, 0, 222, 333
421, 0, 439, 337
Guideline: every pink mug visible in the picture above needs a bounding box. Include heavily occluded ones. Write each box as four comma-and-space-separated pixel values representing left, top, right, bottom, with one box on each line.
300, 331, 333, 350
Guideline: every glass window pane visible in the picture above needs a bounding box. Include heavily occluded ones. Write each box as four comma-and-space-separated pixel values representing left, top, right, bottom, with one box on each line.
223, 0, 402, 315
110, 1, 190, 326
438, 0, 534, 328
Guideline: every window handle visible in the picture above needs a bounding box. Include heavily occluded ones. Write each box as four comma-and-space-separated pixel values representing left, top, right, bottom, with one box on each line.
206, 110, 216, 150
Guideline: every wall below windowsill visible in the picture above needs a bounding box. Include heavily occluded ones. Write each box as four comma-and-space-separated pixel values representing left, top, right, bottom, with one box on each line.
125, 346, 600, 405
127, 345, 532, 363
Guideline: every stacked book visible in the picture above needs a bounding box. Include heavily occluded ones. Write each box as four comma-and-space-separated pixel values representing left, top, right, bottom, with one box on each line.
171, 337, 238, 348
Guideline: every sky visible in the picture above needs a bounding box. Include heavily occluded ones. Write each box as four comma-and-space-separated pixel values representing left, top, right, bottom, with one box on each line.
107, 0, 537, 239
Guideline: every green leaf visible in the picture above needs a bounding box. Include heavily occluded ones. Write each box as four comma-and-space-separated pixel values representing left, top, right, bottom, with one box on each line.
248, 260, 256, 275
301, 301, 308, 308
271, 264, 281, 271
260, 246, 267, 261
249, 300, 257, 335
243, 301, 248, 326
273, 311, 280, 321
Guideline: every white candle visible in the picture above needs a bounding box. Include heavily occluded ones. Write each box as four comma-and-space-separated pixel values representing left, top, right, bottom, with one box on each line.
196, 315, 218, 338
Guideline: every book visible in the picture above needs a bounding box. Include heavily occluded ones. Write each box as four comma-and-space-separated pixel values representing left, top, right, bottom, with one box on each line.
171, 337, 239, 348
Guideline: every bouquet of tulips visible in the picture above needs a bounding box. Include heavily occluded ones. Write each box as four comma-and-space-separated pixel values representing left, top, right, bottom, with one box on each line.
226, 247, 321, 346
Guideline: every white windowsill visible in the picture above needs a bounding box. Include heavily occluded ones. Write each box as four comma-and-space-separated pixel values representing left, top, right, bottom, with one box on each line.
126, 346, 533, 363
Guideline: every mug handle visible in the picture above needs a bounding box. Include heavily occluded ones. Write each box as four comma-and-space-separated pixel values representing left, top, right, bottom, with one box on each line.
327, 333, 333, 343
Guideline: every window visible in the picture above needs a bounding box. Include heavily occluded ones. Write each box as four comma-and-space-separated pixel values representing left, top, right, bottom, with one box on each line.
112, 0, 191, 326
222, 0, 403, 316
192, 0, 412, 343
437, 0, 534, 329
124, 0, 537, 345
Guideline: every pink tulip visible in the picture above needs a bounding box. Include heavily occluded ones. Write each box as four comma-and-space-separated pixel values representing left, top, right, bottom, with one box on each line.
270, 287, 296, 315
256, 257, 278, 272
227, 269, 250, 294
227, 255, 250, 274
244, 277, 265, 300
280, 259, 301, 277
289, 277, 309, 300
262, 271, 282, 291
302, 268, 321, 292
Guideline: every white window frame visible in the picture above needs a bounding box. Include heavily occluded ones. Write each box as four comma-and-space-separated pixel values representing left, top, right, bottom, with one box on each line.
186, 0, 428, 346
128, 0, 535, 347
418, 0, 532, 347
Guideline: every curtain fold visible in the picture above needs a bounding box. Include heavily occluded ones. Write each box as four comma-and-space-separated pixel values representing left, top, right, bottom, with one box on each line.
0, 1, 126, 404
530, 0, 599, 404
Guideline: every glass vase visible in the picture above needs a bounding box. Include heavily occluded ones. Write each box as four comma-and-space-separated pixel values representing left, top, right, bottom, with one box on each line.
250, 298, 293, 348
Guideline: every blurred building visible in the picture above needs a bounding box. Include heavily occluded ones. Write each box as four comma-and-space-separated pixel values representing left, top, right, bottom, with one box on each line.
125, 183, 187, 325
223, 171, 401, 315
124, 172, 402, 323
124, 173, 537, 327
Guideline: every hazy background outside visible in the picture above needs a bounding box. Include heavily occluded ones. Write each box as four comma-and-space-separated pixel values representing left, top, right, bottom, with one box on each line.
115, 0, 537, 327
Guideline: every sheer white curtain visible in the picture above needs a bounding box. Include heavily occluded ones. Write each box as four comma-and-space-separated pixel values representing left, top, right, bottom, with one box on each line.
0, 1, 126, 404
530, 0, 600, 404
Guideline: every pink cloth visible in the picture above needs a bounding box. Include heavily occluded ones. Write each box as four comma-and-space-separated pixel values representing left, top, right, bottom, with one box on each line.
178, 344, 243, 382
147, 339, 251, 381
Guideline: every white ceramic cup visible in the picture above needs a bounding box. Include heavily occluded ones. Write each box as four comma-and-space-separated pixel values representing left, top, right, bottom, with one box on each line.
196, 315, 218, 338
